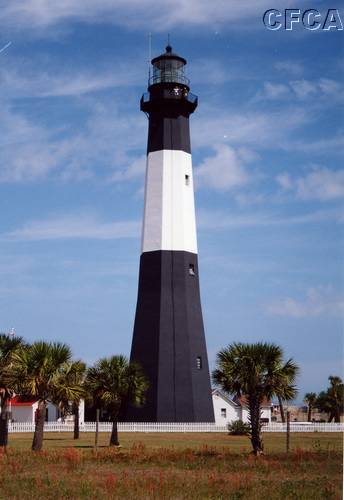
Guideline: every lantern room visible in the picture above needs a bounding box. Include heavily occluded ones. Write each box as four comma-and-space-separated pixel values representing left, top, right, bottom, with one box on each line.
149, 45, 189, 88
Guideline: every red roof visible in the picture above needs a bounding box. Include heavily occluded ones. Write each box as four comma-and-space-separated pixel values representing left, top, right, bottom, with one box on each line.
10, 397, 37, 407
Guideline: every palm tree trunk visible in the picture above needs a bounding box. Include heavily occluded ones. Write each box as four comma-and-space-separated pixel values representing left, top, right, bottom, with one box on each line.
307, 405, 312, 422
110, 419, 119, 446
278, 395, 285, 423
73, 402, 79, 440
0, 399, 9, 448
94, 408, 100, 449
248, 396, 263, 456
32, 401, 46, 451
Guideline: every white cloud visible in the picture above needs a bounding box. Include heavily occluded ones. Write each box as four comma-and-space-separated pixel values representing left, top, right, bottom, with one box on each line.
266, 286, 344, 318
192, 107, 307, 150
259, 78, 343, 101
110, 155, 146, 182
0, 61, 142, 99
0, 102, 146, 183
289, 79, 318, 98
318, 78, 343, 95
262, 82, 290, 99
1, 0, 293, 33
234, 192, 266, 207
286, 135, 344, 154
0, 107, 60, 181
276, 167, 344, 201
190, 59, 239, 86
194, 144, 254, 191
276, 173, 293, 190
274, 61, 304, 76
198, 207, 342, 230
1, 53, 308, 190
4, 213, 140, 241
296, 169, 344, 201
1, 97, 309, 185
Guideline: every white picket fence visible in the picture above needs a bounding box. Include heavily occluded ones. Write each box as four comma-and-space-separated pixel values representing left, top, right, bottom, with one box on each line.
261, 422, 343, 433
8, 421, 344, 433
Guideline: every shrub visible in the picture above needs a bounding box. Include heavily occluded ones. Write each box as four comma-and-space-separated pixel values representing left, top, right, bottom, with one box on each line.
227, 420, 251, 436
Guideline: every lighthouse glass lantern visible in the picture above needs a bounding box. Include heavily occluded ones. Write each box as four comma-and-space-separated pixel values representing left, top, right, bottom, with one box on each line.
150, 45, 189, 86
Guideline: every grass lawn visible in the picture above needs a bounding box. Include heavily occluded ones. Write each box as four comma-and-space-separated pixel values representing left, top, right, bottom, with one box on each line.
6, 430, 343, 452
1, 432, 342, 499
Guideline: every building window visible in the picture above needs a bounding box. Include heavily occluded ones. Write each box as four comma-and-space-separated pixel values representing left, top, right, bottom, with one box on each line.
185, 174, 190, 186
189, 264, 195, 276
196, 356, 202, 370
221, 408, 227, 418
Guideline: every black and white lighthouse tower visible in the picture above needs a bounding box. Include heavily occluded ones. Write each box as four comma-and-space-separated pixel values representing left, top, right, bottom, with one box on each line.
128, 45, 214, 422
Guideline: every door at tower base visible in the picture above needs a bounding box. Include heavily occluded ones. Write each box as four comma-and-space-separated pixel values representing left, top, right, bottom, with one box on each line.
127, 249, 215, 422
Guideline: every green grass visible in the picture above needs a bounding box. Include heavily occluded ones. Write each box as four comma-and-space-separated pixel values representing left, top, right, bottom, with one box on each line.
1, 432, 342, 499
7, 431, 343, 453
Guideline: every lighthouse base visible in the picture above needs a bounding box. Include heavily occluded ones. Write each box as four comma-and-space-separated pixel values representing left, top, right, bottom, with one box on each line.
127, 250, 214, 422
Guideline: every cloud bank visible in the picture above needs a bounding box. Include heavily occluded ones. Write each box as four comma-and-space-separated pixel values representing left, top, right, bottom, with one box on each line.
4, 213, 140, 241
267, 286, 344, 319
2, 0, 296, 33
277, 168, 344, 201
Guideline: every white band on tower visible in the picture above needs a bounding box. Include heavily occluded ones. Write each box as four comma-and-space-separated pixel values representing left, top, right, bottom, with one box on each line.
141, 149, 198, 254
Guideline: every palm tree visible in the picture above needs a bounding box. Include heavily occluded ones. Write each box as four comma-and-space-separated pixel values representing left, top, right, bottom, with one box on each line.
212, 342, 299, 455
304, 392, 317, 422
0, 334, 25, 448
275, 360, 299, 423
328, 376, 343, 422
52, 360, 86, 439
317, 376, 343, 422
85, 355, 148, 446
6, 341, 83, 451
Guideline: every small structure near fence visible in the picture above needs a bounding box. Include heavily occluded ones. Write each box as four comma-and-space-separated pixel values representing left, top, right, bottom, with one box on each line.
212, 389, 272, 425
10, 397, 58, 423
8, 397, 85, 425
8, 421, 343, 434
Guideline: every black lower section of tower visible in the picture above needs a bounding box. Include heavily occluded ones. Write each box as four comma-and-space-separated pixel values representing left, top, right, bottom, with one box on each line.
128, 250, 214, 422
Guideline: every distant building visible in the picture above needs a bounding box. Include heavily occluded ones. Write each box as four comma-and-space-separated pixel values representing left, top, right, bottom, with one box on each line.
212, 389, 241, 425
9, 397, 58, 423
271, 403, 329, 422
9, 397, 85, 424
212, 389, 272, 426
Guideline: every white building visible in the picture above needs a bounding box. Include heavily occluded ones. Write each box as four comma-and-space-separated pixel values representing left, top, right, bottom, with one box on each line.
9, 397, 58, 423
9, 397, 85, 424
212, 389, 241, 425
212, 389, 272, 426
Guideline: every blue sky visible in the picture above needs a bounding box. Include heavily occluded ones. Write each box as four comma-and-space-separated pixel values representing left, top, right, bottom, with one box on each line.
0, 1, 343, 402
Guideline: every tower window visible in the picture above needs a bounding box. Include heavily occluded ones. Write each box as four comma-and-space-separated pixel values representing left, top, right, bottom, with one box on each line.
196, 356, 202, 370
221, 408, 227, 418
189, 264, 195, 276
185, 174, 190, 186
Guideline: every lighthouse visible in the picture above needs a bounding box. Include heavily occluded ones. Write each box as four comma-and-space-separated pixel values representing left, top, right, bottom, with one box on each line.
128, 45, 214, 422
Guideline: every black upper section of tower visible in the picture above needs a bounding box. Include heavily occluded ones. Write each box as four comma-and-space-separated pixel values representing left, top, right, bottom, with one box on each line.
141, 46, 198, 154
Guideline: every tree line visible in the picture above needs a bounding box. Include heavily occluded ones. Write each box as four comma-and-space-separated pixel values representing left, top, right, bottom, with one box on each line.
304, 376, 343, 423
0, 335, 147, 451
0, 334, 342, 456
